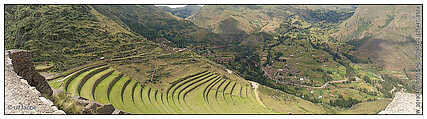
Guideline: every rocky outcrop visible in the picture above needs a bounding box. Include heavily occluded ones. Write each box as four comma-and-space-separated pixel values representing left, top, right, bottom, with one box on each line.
8, 50, 53, 97
5, 50, 64, 114
74, 97, 118, 114
379, 92, 423, 114
6, 50, 128, 114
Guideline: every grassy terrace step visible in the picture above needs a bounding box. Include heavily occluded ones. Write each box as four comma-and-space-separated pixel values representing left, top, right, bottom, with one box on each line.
106, 74, 124, 102
79, 68, 114, 100
109, 76, 131, 111
222, 80, 232, 102
205, 78, 223, 104
48, 79, 64, 89
50, 64, 273, 113
202, 76, 221, 101
138, 86, 163, 113
131, 82, 138, 104
120, 79, 132, 103
229, 82, 237, 101
147, 87, 152, 103
182, 76, 219, 103
50, 63, 106, 80
213, 80, 230, 108
154, 90, 159, 104
122, 80, 143, 113
160, 92, 165, 105
214, 79, 227, 101
66, 66, 108, 96
176, 73, 215, 103
94, 71, 122, 104
166, 71, 208, 103
138, 85, 145, 105
168, 72, 211, 104
111, 55, 148, 62
177, 74, 216, 103
91, 70, 114, 101
63, 64, 106, 91
132, 84, 143, 106
78, 67, 110, 98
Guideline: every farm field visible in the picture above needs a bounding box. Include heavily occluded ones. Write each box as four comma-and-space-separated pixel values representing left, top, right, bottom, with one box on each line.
48, 62, 390, 114
49, 63, 276, 114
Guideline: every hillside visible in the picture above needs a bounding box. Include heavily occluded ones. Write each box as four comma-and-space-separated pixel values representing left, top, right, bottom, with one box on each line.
333, 5, 418, 93
5, 5, 409, 114
3, 4, 343, 114
188, 5, 355, 34
157, 5, 202, 18
5, 5, 155, 71
185, 5, 400, 107
81, 5, 395, 109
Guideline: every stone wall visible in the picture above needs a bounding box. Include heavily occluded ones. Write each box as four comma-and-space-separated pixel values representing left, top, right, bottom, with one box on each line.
8, 50, 53, 97
5, 50, 65, 114
6, 50, 128, 114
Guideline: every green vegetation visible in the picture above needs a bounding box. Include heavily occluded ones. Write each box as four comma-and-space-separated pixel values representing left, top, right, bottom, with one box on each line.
158, 5, 202, 18
5, 5, 155, 71
7, 5, 416, 114
49, 66, 276, 113
334, 5, 418, 93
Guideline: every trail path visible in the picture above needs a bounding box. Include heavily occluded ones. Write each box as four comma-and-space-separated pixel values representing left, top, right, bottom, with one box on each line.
249, 81, 266, 108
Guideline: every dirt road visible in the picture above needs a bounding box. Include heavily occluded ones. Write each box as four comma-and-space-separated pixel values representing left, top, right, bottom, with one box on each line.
249, 81, 266, 108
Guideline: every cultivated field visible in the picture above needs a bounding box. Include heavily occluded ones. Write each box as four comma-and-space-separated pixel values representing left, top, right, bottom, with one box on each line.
49, 63, 274, 114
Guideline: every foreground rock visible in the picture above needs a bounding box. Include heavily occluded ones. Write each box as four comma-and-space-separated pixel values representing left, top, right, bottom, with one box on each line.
5, 50, 63, 114
8, 50, 53, 97
378, 92, 423, 114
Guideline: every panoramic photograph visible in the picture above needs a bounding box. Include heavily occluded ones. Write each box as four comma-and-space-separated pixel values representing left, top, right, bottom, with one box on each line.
3, 4, 423, 115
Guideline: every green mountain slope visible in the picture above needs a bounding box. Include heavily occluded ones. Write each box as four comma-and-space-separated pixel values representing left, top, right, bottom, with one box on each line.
90, 5, 396, 109
188, 5, 355, 34
5, 5, 155, 71
333, 5, 419, 93
157, 5, 202, 18
5, 5, 399, 114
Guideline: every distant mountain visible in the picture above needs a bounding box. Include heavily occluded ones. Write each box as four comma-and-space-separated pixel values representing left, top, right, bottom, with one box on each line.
157, 5, 202, 18
188, 5, 355, 34
333, 5, 418, 86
